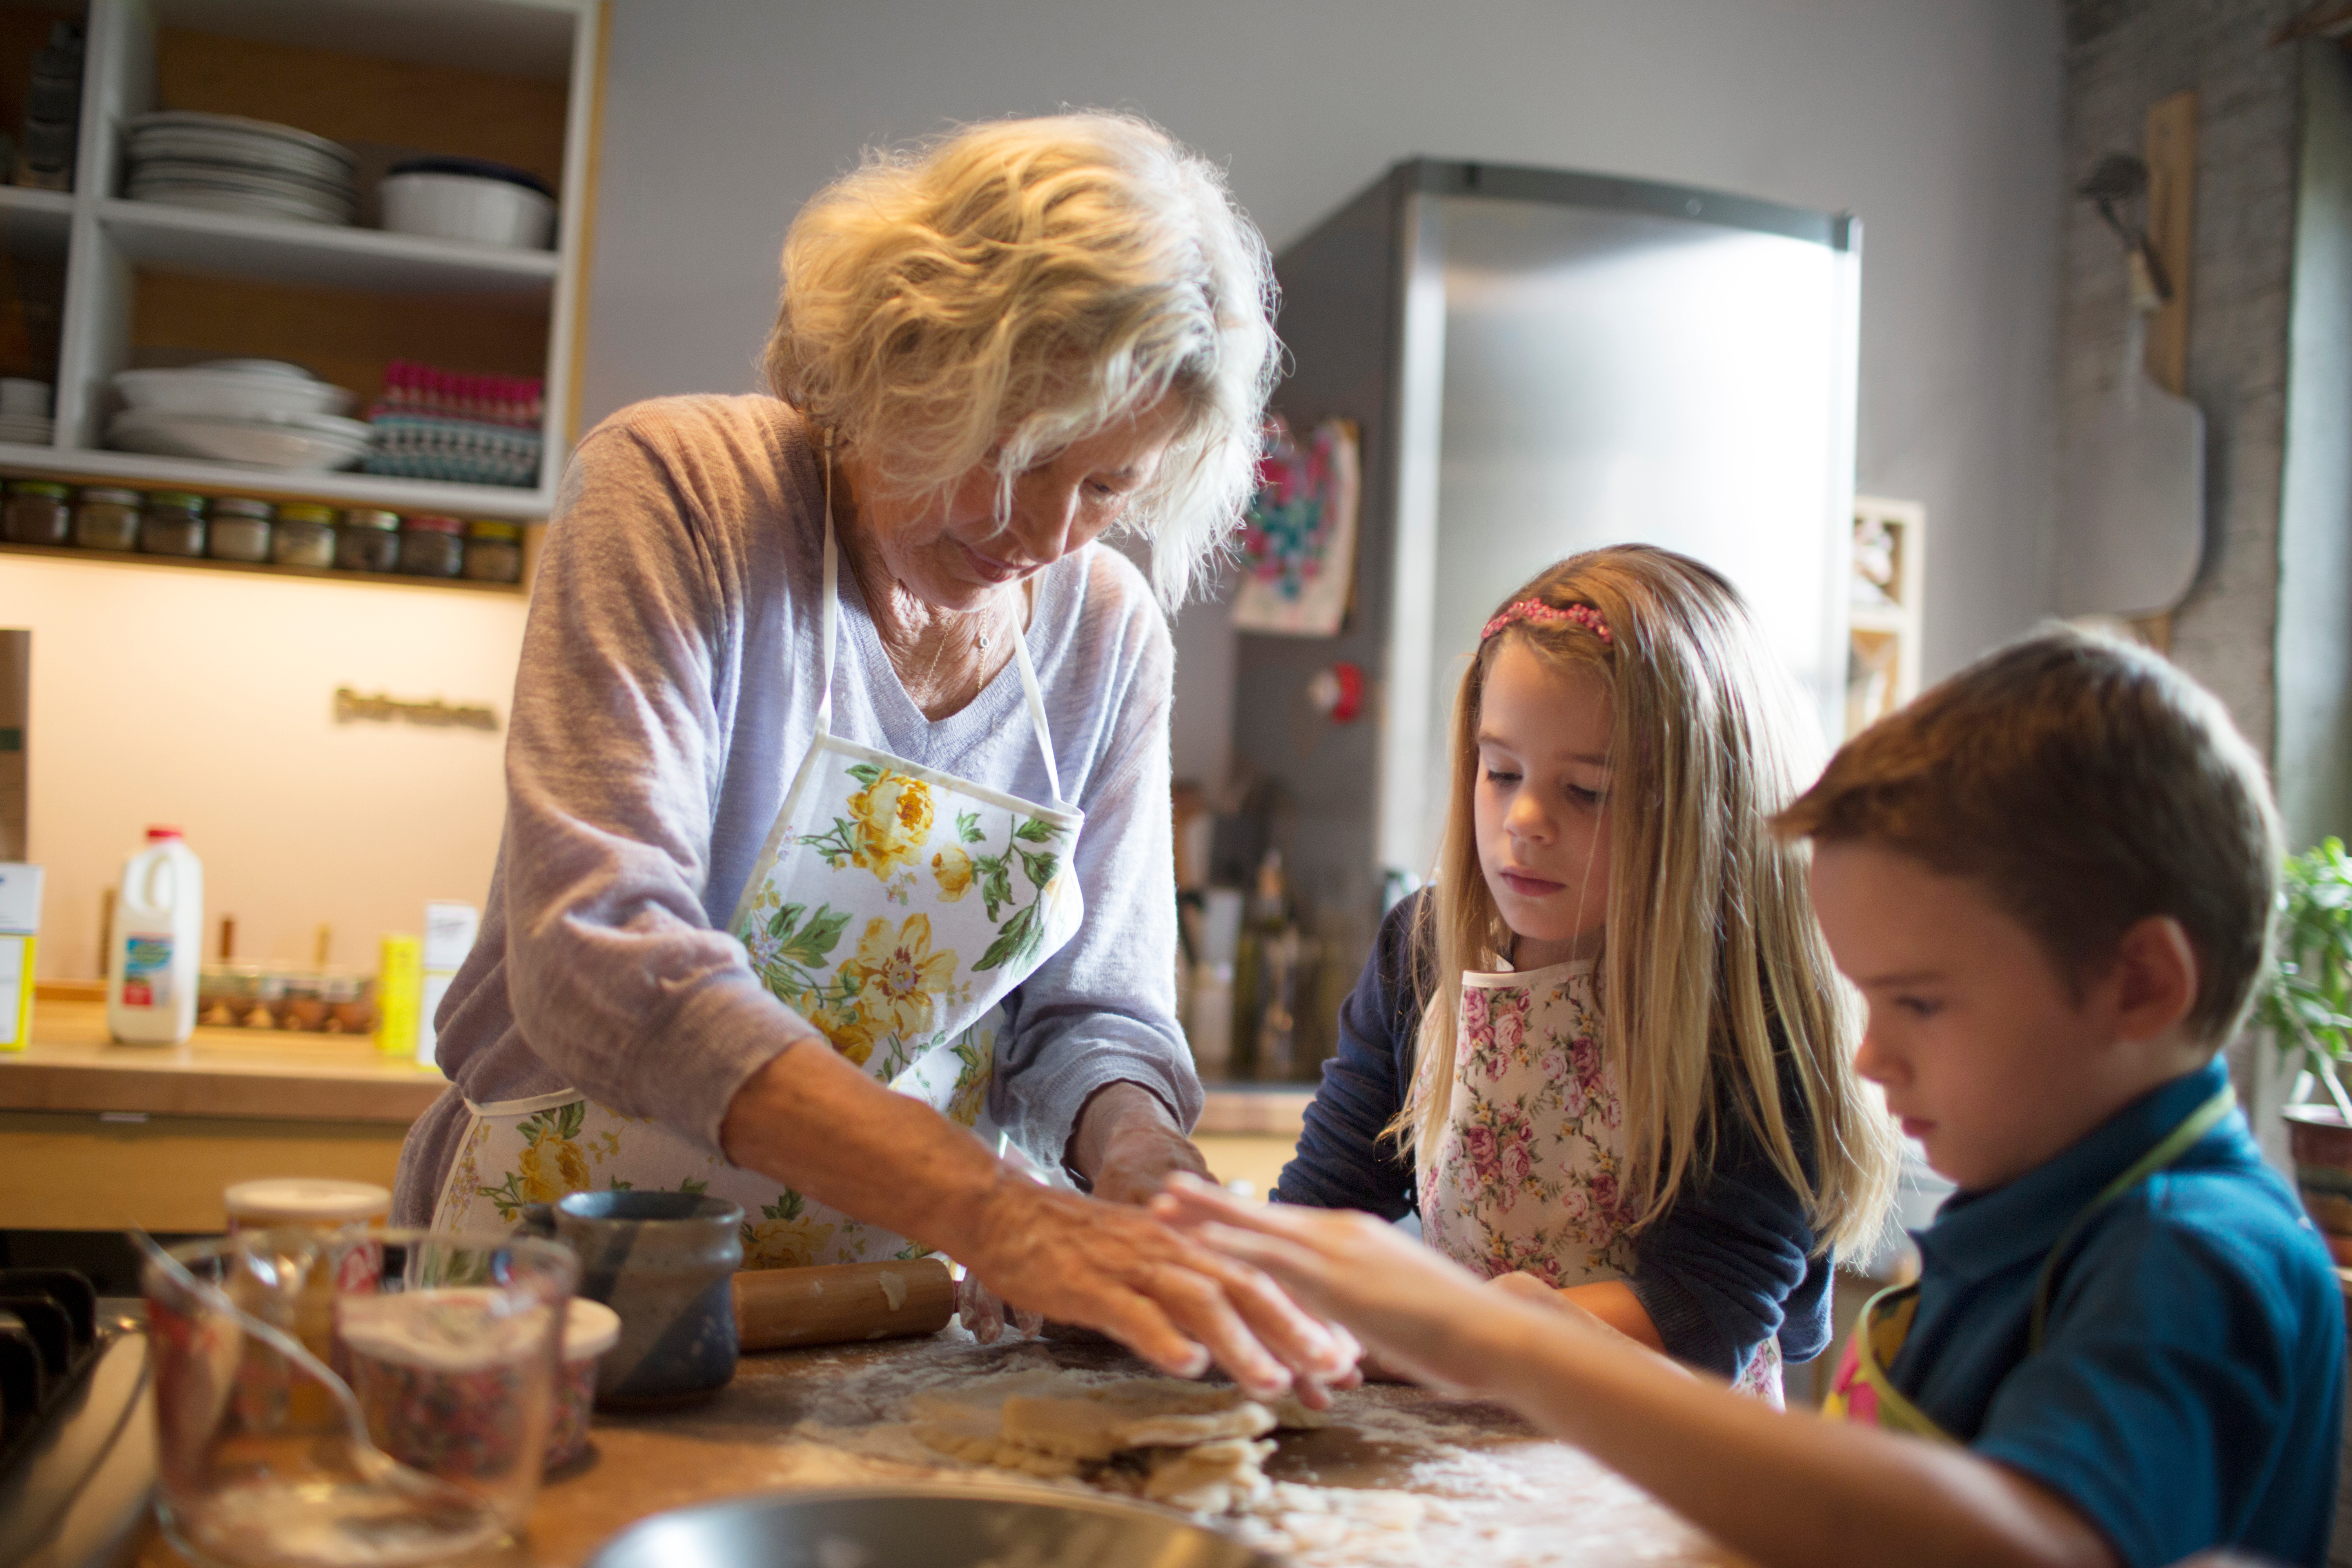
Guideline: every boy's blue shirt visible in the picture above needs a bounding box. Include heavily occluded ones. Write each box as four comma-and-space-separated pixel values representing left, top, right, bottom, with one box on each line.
1889, 1056, 2345, 1568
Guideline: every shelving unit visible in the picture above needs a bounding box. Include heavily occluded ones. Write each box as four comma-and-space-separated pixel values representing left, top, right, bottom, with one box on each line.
1846, 494, 1926, 736
0, 533, 523, 590
0, 0, 601, 533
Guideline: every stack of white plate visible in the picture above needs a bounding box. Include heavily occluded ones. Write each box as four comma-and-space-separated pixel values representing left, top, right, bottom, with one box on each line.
124, 112, 356, 225
107, 360, 369, 471
0, 377, 52, 445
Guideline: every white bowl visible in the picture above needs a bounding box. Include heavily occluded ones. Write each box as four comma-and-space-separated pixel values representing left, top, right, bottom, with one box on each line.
380, 172, 555, 250
114, 366, 356, 421
107, 409, 371, 471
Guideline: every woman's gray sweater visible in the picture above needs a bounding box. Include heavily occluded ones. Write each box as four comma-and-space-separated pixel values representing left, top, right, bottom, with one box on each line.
392, 396, 1196, 1222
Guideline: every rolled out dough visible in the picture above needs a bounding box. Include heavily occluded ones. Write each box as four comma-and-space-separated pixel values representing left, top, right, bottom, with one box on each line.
1144, 1438, 1277, 1512
999, 1382, 1278, 1459
909, 1371, 1327, 1510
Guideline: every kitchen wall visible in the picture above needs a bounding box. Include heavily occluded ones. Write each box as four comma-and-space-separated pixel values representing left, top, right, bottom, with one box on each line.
2058, 0, 2307, 796
8, 2, 2069, 979
4, 556, 521, 978
581, 0, 2067, 789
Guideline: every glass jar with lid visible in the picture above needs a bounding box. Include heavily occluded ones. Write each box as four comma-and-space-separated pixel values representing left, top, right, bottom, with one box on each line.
398, 514, 465, 577
74, 487, 141, 551
463, 519, 523, 584
208, 497, 274, 562
334, 508, 400, 573
140, 492, 207, 557
271, 503, 336, 568
2, 480, 70, 546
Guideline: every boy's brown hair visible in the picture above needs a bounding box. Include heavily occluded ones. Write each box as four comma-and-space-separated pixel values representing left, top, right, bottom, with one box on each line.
1775, 626, 2281, 1045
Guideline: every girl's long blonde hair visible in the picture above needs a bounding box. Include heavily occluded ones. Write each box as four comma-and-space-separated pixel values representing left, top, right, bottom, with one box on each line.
1388, 546, 1899, 1254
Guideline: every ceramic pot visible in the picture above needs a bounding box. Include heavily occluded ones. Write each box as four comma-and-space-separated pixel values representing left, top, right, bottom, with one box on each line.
554, 1191, 743, 1408
2282, 1105, 2352, 1266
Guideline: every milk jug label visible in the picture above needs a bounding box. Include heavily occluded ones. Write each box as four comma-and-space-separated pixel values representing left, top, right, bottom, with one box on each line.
121, 935, 173, 1008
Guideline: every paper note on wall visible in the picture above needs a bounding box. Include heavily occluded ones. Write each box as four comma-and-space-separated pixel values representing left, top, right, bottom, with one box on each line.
0, 863, 45, 1049
416, 901, 481, 1069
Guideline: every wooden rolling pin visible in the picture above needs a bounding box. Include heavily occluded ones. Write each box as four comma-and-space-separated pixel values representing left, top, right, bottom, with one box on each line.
732, 1256, 956, 1351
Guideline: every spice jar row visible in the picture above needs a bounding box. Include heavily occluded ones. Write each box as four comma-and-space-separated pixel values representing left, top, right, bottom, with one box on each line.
197, 964, 378, 1033
0, 479, 527, 583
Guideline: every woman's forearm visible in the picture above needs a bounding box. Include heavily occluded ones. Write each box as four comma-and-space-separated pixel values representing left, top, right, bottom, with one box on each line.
1456, 1306, 2116, 1568
718, 1038, 1006, 1255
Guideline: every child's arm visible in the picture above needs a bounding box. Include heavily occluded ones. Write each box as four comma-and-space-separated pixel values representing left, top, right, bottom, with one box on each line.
1159, 1179, 2120, 1568
1528, 1277, 1668, 1351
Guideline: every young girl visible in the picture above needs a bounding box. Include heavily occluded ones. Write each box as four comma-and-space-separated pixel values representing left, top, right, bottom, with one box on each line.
1276, 545, 1898, 1399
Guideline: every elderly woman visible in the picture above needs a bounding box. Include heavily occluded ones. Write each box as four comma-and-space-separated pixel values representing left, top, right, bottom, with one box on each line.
392, 114, 1349, 1392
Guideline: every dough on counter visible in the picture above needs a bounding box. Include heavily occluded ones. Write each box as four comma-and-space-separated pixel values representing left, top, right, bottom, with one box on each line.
910, 1400, 1087, 1478
1143, 1437, 1278, 1512
999, 1381, 1278, 1459
908, 1371, 1327, 1508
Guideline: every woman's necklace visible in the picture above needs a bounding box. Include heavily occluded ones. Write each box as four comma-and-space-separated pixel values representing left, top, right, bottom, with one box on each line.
825, 434, 1020, 715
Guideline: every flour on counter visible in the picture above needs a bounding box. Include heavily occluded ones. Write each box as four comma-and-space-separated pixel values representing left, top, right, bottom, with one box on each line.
752, 1335, 1728, 1567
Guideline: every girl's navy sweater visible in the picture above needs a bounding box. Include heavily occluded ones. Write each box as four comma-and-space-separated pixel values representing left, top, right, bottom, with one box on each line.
1274, 892, 1836, 1374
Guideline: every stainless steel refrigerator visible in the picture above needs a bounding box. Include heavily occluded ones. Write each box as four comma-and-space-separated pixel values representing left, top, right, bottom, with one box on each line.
1234, 158, 1860, 1013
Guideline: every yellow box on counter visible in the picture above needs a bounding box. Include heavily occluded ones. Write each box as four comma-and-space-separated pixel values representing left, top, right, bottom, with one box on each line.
376, 933, 423, 1057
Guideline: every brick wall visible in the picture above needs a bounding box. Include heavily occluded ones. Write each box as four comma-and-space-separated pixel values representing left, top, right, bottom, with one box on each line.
2061, 0, 2302, 755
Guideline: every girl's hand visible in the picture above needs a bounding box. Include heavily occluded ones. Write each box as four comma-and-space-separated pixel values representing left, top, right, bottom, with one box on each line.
1154, 1174, 1553, 1393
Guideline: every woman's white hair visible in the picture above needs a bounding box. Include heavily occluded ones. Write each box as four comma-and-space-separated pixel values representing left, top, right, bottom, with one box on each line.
765, 111, 1278, 606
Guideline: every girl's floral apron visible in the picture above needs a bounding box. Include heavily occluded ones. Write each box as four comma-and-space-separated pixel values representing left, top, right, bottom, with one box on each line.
434, 504, 1085, 1269
1419, 960, 1785, 1404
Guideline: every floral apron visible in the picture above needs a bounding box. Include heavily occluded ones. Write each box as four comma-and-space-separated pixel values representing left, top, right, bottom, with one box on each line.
434, 498, 1085, 1269
1822, 1084, 2235, 1434
1419, 960, 1784, 1403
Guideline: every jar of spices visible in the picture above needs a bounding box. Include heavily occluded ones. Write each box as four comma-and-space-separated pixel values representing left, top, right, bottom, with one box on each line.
272, 503, 336, 569
398, 514, 465, 578
335, 508, 400, 573
463, 519, 523, 584
2, 480, 70, 546
140, 492, 207, 558
208, 497, 274, 562
74, 488, 142, 551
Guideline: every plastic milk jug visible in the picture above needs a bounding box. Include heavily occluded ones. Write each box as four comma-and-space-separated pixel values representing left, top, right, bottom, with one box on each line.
106, 826, 202, 1044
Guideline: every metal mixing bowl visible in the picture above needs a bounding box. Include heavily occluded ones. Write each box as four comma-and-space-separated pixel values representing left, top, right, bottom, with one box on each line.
585, 1482, 1287, 1568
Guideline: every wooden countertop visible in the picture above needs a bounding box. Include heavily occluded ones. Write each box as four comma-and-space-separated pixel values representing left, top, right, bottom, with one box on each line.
0, 996, 446, 1123
0, 990, 1309, 1136
134, 1331, 1735, 1568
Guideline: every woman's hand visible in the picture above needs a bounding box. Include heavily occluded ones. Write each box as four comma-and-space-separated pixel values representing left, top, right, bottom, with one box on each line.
1067, 1081, 1212, 1206
1154, 1174, 1596, 1394
722, 1045, 1356, 1398
960, 1169, 1358, 1399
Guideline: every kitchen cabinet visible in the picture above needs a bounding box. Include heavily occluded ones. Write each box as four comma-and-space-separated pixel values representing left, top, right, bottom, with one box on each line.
0, 0, 603, 528
0, 987, 441, 1229
0, 988, 1309, 1232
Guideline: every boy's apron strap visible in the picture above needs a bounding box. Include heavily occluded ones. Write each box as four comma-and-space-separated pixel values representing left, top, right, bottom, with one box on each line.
2027, 1083, 2236, 1352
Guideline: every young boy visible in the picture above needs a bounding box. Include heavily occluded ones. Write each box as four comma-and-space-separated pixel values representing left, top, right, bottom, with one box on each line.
1161, 627, 2346, 1568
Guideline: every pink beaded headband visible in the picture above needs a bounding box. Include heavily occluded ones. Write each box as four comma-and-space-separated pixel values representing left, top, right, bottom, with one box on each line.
1481, 599, 1612, 645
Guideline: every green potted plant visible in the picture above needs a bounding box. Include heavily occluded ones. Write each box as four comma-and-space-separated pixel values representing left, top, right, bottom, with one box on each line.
2258, 836, 2352, 1263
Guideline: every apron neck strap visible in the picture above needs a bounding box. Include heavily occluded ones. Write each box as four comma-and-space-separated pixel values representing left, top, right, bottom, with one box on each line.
1011, 625, 1062, 806
818, 432, 841, 738
2027, 1082, 2236, 1351
818, 433, 1065, 809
